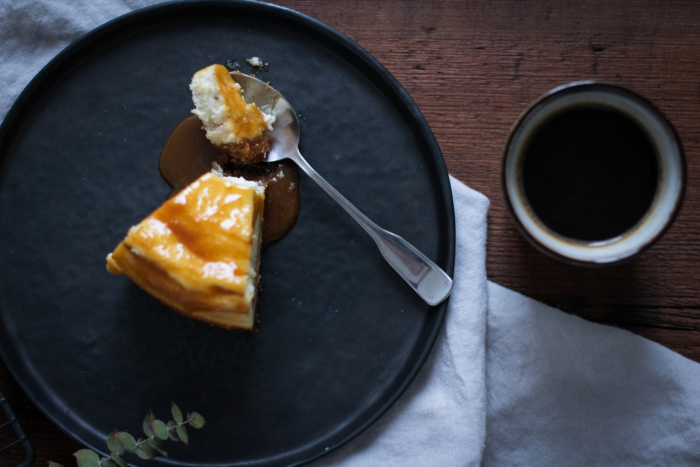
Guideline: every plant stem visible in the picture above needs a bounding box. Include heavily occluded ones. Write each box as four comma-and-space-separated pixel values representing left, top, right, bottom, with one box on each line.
135, 420, 191, 447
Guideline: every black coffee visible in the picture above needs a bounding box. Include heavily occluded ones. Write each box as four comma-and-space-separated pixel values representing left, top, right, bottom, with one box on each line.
522, 107, 658, 241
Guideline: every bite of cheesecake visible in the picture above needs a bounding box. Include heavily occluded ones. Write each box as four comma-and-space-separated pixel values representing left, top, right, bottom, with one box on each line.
190, 64, 275, 164
106, 167, 265, 330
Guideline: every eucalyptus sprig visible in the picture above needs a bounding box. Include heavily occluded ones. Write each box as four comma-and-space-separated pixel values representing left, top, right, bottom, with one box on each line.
48, 403, 205, 467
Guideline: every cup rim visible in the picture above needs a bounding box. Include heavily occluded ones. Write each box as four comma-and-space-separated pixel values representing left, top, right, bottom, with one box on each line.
500, 81, 686, 266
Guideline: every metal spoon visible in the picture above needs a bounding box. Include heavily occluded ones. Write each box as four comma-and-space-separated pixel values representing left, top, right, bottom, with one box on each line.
232, 73, 453, 306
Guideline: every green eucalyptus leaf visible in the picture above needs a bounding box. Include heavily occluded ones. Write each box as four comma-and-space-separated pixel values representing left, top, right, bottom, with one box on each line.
107, 430, 125, 456
116, 431, 137, 452
48, 462, 65, 467
148, 438, 168, 457
110, 453, 128, 467
74, 449, 101, 467
188, 412, 206, 429
167, 421, 180, 442
176, 424, 189, 445
135, 442, 159, 460
143, 411, 156, 437
151, 419, 169, 440
171, 403, 184, 424
101, 459, 117, 467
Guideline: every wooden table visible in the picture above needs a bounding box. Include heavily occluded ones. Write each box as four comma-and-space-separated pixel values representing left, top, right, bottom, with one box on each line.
2, 0, 699, 465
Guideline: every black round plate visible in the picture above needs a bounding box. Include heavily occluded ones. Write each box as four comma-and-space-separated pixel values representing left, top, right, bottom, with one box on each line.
0, 2, 454, 466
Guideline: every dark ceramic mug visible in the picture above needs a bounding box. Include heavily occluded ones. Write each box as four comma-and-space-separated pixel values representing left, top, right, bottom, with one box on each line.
501, 82, 685, 266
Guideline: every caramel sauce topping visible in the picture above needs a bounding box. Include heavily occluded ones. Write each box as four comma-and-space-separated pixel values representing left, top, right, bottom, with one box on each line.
159, 116, 300, 245
210, 64, 270, 141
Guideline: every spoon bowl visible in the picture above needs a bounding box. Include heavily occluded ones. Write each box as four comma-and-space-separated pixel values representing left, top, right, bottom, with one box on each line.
231, 72, 453, 306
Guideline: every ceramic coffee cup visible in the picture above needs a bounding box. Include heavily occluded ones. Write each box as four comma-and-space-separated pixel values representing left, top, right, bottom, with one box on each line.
502, 81, 685, 266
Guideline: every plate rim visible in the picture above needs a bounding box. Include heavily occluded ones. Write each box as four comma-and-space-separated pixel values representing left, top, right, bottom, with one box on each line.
0, 1, 456, 465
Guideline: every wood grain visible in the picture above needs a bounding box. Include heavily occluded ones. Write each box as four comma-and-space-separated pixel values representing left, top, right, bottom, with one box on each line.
2, 0, 699, 464
269, 0, 700, 360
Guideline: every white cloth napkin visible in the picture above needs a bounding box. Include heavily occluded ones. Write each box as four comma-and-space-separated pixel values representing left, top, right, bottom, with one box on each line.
4, 2, 700, 466
317, 179, 700, 467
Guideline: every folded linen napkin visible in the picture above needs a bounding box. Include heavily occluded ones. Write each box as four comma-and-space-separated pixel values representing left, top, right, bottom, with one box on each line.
3, 2, 700, 466
318, 178, 700, 467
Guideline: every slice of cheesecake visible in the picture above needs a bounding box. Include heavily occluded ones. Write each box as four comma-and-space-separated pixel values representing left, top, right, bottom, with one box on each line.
190, 64, 275, 163
107, 167, 265, 330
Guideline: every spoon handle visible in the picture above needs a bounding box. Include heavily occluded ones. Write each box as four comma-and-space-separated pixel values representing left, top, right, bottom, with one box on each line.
291, 150, 453, 306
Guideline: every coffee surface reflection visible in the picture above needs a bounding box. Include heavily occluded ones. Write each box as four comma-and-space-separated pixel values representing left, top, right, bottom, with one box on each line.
522, 107, 659, 241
